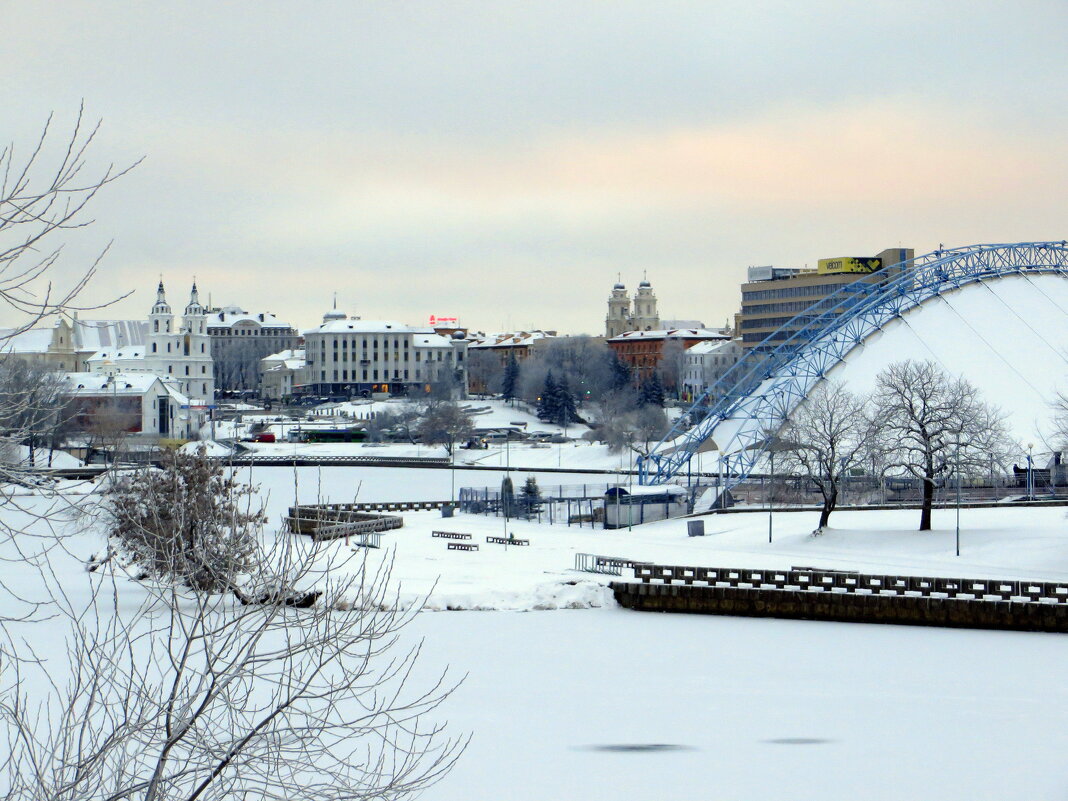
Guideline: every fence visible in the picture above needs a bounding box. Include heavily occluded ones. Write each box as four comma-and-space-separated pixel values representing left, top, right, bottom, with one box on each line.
458, 480, 718, 527
628, 563, 1068, 605
285, 504, 404, 538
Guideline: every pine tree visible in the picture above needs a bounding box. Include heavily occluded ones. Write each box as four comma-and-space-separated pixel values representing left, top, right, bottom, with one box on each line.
608, 352, 631, 392
500, 475, 516, 518
555, 375, 581, 426
639, 373, 665, 407
519, 476, 542, 518
502, 352, 520, 403
537, 371, 559, 421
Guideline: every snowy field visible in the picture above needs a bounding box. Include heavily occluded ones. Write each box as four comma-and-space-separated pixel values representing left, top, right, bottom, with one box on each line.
4, 466, 1068, 800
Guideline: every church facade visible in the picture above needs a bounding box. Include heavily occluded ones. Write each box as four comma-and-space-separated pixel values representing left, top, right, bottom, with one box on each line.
605, 278, 659, 338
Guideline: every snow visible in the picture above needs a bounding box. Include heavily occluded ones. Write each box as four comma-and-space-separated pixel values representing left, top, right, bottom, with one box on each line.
11, 445, 84, 468
830, 273, 1068, 449
414, 607, 1068, 801
2, 469, 1067, 800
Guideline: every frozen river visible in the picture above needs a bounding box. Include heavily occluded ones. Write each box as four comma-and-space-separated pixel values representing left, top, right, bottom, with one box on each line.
415, 606, 1068, 801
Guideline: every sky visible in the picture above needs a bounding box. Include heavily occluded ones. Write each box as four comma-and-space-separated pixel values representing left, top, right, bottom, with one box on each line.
3, 1, 1067, 335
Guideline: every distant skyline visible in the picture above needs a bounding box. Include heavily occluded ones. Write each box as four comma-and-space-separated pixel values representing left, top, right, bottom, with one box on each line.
4, 1, 1067, 334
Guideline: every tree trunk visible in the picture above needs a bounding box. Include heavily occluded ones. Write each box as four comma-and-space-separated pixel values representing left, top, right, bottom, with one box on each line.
919, 478, 935, 531
818, 485, 838, 529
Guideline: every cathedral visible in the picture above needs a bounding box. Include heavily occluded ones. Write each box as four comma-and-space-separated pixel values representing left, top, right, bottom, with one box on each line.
605, 277, 659, 337
85, 282, 215, 404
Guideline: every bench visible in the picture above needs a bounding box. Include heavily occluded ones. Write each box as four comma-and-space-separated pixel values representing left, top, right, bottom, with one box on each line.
433, 531, 472, 540
486, 536, 530, 546
447, 542, 479, 552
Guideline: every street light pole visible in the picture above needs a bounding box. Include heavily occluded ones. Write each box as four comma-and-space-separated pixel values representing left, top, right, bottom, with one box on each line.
1027, 442, 1034, 502
768, 449, 774, 544
955, 436, 961, 557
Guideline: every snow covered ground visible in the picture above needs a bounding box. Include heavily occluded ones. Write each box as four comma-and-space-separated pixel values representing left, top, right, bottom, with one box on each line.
416, 607, 1068, 801
237, 466, 1068, 611
4, 467, 1067, 800
204, 398, 673, 472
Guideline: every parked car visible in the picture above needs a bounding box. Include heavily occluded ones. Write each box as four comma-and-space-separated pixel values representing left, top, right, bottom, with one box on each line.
252, 432, 276, 443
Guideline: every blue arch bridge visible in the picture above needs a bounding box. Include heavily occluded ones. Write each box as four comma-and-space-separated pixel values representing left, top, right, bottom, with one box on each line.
636, 241, 1068, 501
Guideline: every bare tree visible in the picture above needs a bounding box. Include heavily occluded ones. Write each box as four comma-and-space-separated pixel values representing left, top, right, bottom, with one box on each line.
873, 360, 1014, 531
775, 381, 873, 530
656, 339, 686, 398
0, 359, 75, 471
0, 105, 138, 340
2, 457, 465, 800
416, 402, 474, 456
2, 552, 465, 800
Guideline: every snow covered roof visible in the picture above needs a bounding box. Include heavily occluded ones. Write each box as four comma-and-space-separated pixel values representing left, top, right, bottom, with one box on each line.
85, 347, 146, 363
207, 308, 293, 330
468, 330, 556, 349
0, 327, 55, 353
413, 333, 456, 349
62, 371, 191, 404
608, 328, 729, 343
304, 319, 433, 336
71, 319, 147, 350
686, 339, 739, 355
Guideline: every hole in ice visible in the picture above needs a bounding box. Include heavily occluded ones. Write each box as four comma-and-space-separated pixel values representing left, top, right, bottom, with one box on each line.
763, 737, 832, 745
578, 744, 694, 753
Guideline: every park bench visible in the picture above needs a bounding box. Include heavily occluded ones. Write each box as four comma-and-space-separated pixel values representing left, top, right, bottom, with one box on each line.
486, 536, 529, 546
433, 531, 472, 540
447, 542, 479, 552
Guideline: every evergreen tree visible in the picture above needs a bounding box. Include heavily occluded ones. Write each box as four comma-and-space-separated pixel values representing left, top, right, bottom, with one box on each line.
518, 476, 542, 518
555, 375, 581, 426
500, 475, 516, 518
639, 373, 665, 407
537, 371, 559, 422
502, 352, 520, 403
608, 352, 632, 392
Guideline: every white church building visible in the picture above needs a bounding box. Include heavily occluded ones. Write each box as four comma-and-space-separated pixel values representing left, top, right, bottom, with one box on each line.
84, 282, 215, 405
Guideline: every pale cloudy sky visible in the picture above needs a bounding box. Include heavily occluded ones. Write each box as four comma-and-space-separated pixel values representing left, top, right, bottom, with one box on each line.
3, 1, 1067, 334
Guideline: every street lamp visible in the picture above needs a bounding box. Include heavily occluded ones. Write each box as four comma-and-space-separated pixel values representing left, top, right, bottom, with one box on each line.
1027, 442, 1035, 502
955, 435, 961, 557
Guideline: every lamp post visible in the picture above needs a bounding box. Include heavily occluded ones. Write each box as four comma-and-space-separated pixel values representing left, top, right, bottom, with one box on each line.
1027, 442, 1034, 502
955, 435, 961, 557
768, 449, 775, 544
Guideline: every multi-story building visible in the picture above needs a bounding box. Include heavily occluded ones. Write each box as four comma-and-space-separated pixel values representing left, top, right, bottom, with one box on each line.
0, 316, 146, 373
607, 328, 730, 389
735, 247, 914, 351
259, 348, 307, 401
302, 310, 468, 398
680, 339, 745, 402
605, 278, 659, 337
205, 306, 300, 393
64, 371, 197, 441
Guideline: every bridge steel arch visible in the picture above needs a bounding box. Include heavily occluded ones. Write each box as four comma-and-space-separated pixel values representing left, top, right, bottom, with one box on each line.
638, 241, 1068, 489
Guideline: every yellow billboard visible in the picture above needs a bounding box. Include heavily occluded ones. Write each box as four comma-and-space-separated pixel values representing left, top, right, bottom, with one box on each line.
817, 256, 882, 275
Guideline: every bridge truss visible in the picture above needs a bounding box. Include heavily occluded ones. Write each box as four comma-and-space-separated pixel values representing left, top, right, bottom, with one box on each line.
637, 241, 1068, 489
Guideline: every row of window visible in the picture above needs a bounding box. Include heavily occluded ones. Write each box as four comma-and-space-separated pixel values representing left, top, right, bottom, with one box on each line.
319, 368, 446, 382
207, 329, 297, 337
741, 282, 857, 302
740, 298, 840, 316
149, 341, 207, 354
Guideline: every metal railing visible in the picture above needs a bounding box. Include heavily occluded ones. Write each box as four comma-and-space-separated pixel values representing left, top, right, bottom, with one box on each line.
628, 563, 1068, 605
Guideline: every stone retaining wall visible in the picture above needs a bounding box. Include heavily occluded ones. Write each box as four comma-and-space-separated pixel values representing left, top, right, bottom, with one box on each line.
610, 582, 1068, 633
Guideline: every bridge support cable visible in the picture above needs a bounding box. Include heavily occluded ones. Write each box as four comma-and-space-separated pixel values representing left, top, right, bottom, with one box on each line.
638, 241, 1068, 489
